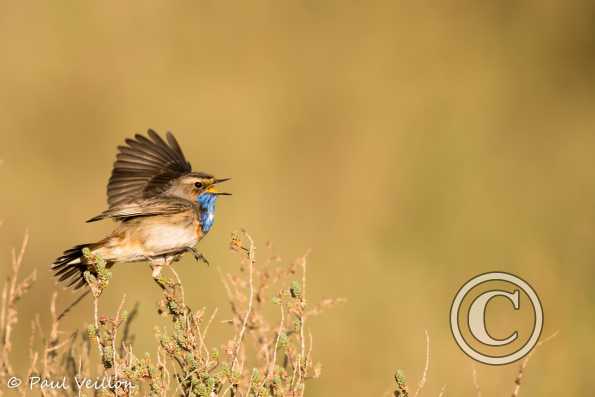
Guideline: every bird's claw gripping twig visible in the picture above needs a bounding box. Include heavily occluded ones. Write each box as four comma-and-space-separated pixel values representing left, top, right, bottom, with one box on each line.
188, 247, 210, 266
151, 262, 163, 279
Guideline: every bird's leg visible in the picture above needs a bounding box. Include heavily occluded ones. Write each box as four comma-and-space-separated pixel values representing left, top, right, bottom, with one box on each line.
149, 257, 169, 289
150, 260, 163, 278
187, 247, 210, 266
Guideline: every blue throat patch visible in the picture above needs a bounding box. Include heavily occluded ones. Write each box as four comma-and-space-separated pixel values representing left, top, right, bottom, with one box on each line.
196, 193, 217, 233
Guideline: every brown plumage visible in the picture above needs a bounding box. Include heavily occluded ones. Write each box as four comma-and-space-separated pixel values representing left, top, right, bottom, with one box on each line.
108, 130, 192, 207
51, 129, 230, 290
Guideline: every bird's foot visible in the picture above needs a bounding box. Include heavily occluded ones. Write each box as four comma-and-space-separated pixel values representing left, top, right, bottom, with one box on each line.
151, 263, 163, 278
149, 261, 167, 289
188, 247, 210, 266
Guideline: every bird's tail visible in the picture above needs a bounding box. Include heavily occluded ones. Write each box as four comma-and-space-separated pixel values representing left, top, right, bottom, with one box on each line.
51, 242, 104, 290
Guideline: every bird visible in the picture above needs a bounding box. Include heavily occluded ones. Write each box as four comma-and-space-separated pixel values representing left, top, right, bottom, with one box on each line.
51, 129, 231, 290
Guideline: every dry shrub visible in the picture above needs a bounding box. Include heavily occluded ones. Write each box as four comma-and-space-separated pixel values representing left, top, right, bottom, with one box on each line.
0, 230, 344, 396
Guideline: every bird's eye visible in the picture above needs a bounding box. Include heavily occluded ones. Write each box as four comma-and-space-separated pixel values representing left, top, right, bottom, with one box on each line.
194, 181, 204, 189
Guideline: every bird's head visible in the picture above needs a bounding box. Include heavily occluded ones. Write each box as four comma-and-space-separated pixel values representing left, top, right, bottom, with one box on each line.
167, 173, 231, 202
191, 175, 232, 198
184, 173, 231, 198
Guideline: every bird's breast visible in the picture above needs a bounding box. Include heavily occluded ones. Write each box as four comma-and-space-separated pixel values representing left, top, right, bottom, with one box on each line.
144, 213, 198, 253
102, 211, 199, 261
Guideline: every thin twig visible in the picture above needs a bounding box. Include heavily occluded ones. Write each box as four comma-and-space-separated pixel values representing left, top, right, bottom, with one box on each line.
511, 331, 559, 397
471, 363, 481, 397
437, 384, 447, 397
165, 262, 186, 308
165, 260, 194, 345
266, 303, 284, 382
413, 330, 430, 397
1, 232, 32, 377
112, 294, 127, 381
296, 254, 309, 396
42, 292, 62, 379
200, 308, 218, 361
231, 232, 255, 374
93, 296, 101, 355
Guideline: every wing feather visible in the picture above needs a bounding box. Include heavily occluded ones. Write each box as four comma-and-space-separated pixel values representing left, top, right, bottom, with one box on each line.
166, 132, 187, 163
116, 153, 165, 168
106, 130, 192, 207
87, 197, 193, 222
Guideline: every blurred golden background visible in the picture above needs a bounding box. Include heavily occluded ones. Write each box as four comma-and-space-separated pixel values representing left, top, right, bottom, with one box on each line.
1, 1, 594, 395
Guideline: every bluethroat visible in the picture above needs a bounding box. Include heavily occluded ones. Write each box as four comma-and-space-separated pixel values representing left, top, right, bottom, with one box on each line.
51, 129, 230, 290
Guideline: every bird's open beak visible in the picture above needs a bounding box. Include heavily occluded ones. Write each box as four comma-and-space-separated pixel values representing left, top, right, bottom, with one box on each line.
208, 178, 232, 195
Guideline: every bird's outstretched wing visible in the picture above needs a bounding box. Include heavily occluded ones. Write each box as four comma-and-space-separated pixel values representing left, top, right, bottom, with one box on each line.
87, 197, 193, 222
107, 129, 192, 208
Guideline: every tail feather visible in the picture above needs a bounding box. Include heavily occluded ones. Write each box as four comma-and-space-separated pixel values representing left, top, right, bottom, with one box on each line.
52, 244, 97, 290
